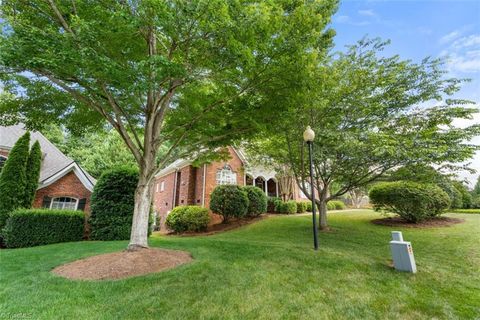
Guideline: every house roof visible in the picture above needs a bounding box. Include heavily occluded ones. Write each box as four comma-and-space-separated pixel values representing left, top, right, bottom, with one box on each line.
0, 124, 96, 191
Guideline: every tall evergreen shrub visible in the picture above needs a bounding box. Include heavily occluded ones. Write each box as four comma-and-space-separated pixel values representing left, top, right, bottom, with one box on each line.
0, 132, 30, 229
89, 166, 150, 240
23, 141, 42, 208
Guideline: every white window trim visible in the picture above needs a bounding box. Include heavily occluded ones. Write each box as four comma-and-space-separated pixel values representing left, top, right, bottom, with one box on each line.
216, 165, 237, 185
160, 181, 165, 192
49, 197, 79, 211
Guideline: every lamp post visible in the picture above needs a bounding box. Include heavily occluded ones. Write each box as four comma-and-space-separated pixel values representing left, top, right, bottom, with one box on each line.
303, 126, 319, 250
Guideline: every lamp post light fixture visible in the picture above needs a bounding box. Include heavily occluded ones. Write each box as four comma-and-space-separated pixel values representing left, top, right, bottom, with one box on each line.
303, 126, 319, 250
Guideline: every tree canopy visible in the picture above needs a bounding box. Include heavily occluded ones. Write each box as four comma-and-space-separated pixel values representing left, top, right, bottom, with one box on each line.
0, 0, 338, 248
250, 39, 480, 229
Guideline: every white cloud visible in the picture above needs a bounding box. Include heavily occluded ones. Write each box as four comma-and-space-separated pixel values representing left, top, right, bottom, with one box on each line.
440, 33, 480, 73
358, 9, 376, 17
439, 30, 462, 44
334, 15, 370, 26
452, 35, 480, 49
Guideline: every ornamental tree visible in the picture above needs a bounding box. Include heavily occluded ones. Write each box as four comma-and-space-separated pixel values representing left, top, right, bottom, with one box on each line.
0, 0, 337, 249
23, 141, 42, 208
0, 132, 30, 229
252, 39, 480, 230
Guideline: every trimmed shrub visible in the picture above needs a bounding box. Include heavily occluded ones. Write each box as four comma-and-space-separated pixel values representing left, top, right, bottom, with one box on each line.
2, 209, 84, 248
210, 185, 249, 222
267, 197, 281, 213
243, 186, 268, 217
166, 206, 210, 233
23, 141, 42, 208
0, 132, 30, 229
326, 202, 335, 210
305, 201, 318, 212
89, 166, 149, 240
296, 201, 307, 213
369, 181, 451, 223
328, 200, 346, 210
278, 200, 297, 214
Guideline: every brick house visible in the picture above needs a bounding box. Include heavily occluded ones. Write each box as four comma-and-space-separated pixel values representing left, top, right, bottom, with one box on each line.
0, 125, 95, 213
153, 146, 308, 228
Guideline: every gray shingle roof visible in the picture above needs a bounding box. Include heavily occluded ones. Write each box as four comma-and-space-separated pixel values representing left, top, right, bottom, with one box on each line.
0, 124, 96, 186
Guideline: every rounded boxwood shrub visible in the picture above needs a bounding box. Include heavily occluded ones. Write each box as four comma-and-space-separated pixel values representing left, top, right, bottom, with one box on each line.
296, 201, 307, 213
210, 185, 249, 222
278, 200, 297, 214
2, 209, 84, 248
267, 197, 281, 213
166, 206, 210, 233
369, 181, 451, 223
328, 200, 346, 210
243, 186, 268, 217
89, 166, 149, 240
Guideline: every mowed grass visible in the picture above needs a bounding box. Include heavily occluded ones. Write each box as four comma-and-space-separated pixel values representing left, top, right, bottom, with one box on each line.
1, 210, 479, 320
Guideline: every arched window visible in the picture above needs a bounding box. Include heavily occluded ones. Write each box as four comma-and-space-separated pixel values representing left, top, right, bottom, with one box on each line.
0, 155, 7, 172
216, 164, 237, 185
50, 197, 78, 210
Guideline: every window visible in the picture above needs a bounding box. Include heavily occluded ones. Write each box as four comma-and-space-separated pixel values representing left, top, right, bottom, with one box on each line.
0, 155, 6, 172
216, 165, 237, 185
50, 197, 78, 210
160, 181, 165, 192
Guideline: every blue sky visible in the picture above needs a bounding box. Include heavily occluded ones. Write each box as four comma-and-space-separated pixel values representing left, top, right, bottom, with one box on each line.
331, 0, 480, 186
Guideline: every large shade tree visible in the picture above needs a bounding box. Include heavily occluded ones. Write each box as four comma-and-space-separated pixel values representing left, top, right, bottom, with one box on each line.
252, 39, 480, 229
0, 0, 337, 249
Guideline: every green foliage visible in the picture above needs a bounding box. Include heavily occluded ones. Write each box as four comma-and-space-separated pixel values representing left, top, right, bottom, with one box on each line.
0, 132, 30, 229
61, 129, 136, 178
267, 197, 281, 213
473, 176, 480, 196
296, 201, 308, 213
23, 141, 42, 208
210, 185, 249, 222
278, 201, 297, 215
89, 167, 142, 240
369, 181, 451, 223
328, 200, 346, 210
452, 182, 473, 209
250, 38, 480, 229
451, 209, 480, 214
2, 209, 84, 248
243, 186, 268, 217
165, 206, 210, 233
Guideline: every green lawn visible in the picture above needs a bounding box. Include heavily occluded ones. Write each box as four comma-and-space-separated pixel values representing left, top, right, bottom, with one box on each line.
1, 210, 479, 320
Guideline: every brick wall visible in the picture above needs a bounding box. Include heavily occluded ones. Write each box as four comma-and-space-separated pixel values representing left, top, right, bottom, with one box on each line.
153, 147, 247, 228
33, 171, 92, 214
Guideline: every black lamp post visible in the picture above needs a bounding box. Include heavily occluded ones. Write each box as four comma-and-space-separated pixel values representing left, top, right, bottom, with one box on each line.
303, 126, 319, 250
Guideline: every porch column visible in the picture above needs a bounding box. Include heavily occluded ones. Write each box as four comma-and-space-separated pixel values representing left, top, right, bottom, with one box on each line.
276, 181, 279, 197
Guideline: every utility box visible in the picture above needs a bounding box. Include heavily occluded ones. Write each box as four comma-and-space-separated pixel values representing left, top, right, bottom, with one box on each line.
390, 231, 416, 273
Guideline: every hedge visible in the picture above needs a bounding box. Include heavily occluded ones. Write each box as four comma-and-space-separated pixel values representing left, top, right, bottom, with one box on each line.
267, 197, 281, 213
369, 181, 451, 223
210, 185, 249, 222
296, 201, 308, 213
89, 166, 152, 240
166, 206, 210, 233
328, 200, 346, 210
277, 200, 297, 214
451, 209, 480, 214
243, 186, 268, 217
2, 209, 84, 248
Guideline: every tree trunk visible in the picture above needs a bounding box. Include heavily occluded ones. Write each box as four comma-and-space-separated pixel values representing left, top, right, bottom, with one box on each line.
127, 167, 154, 251
318, 199, 328, 230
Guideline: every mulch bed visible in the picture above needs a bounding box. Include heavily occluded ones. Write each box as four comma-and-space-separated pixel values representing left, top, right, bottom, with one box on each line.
52, 248, 192, 281
161, 215, 268, 237
371, 216, 464, 228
